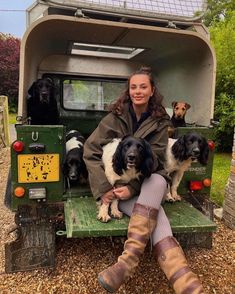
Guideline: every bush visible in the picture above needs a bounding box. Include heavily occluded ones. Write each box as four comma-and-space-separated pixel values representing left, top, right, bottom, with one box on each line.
210, 11, 235, 151
213, 93, 235, 152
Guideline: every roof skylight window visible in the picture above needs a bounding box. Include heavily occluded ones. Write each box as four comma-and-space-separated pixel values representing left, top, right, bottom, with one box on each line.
70, 42, 145, 59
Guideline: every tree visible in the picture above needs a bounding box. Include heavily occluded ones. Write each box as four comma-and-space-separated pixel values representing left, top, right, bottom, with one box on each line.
208, 10, 235, 151
0, 33, 20, 112
203, 0, 235, 26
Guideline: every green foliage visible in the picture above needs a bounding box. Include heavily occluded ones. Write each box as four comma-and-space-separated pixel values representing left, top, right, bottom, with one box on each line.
213, 94, 235, 151
208, 9, 235, 152
204, 0, 235, 26
210, 12, 235, 97
8, 112, 17, 124
211, 153, 231, 206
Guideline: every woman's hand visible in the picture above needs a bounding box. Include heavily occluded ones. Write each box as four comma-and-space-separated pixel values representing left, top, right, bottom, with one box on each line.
100, 189, 115, 204
113, 186, 131, 200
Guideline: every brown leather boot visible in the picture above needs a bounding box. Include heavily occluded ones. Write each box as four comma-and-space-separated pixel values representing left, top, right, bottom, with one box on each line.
98, 203, 158, 293
154, 236, 204, 294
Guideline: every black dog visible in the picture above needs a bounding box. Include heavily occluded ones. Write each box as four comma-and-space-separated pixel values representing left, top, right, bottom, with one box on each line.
27, 78, 59, 125
63, 130, 88, 185
97, 136, 154, 222
164, 132, 209, 202
111, 136, 154, 179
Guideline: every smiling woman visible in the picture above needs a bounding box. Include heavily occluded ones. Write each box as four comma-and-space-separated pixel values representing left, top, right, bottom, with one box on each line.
83, 67, 205, 293
129, 74, 154, 118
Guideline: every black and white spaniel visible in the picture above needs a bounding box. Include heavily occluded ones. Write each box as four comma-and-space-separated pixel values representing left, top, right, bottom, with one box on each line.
164, 132, 209, 202
27, 77, 59, 125
98, 135, 154, 222
63, 130, 88, 185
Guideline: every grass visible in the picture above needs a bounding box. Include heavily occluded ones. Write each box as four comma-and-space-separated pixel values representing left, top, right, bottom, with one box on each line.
211, 152, 231, 206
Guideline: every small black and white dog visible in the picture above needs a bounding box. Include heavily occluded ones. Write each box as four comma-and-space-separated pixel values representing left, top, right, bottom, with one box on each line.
98, 135, 154, 222
27, 77, 59, 125
63, 130, 88, 185
164, 132, 209, 202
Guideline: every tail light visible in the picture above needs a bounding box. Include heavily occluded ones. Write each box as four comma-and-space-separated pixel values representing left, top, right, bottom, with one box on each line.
12, 140, 24, 152
14, 186, 25, 198
208, 140, 215, 151
190, 178, 212, 191
189, 181, 203, 191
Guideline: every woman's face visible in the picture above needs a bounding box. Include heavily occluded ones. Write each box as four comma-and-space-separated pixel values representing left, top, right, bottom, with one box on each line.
129, 74, 154, 110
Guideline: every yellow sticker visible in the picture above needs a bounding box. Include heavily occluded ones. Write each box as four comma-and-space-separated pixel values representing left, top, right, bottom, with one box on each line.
18, 154, 60, 183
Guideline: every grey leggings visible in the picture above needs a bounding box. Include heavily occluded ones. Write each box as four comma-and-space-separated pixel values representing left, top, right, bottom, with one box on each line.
118, 173, 173, 245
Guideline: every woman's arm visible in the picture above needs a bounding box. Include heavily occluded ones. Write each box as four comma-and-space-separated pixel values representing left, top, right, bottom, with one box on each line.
147, 122, 171, 183
83, 113, 124, 200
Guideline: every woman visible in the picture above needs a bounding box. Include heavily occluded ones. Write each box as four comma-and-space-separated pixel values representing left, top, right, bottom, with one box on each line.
83, 67, 203, 293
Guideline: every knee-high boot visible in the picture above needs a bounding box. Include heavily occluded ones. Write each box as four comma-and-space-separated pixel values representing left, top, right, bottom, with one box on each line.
154, 236, 204, 294
98, 203, 158, 293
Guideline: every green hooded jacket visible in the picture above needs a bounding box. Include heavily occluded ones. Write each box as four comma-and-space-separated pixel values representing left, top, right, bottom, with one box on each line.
83, 102, 171, 200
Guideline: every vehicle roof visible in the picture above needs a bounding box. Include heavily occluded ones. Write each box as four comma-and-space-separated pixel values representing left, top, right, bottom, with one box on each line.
27, 0, 208, 27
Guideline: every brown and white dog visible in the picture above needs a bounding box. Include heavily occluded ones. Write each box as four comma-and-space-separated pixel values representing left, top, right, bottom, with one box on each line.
168, 101, 191, 137
171, 101, 191, 128
97, 136, 154, 222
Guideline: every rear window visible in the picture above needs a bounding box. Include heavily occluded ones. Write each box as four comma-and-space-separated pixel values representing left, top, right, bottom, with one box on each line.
63, 79, 126, 111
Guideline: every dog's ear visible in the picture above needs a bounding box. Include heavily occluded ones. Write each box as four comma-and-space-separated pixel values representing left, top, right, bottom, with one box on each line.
46, 77, 54, 85
62, 162, 68, 176
171, 101, 177, 108
140, 139, 154, 178
199, 137, 209, 165
185, 103, 191, 110
81, 161, 88, 179
121, 134, 131, 141
171, 135, 186, 161
28, 82, 37, 97
46, 77, 56, 96
112, 141, 125, 175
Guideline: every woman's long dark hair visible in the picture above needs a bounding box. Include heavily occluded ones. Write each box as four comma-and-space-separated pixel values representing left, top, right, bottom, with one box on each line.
109, 66, 167, 118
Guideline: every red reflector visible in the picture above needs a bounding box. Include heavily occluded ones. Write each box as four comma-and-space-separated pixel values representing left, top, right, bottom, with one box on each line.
208, 140, 215, 151
12, 140, 24, 152
190, 181, 203, 191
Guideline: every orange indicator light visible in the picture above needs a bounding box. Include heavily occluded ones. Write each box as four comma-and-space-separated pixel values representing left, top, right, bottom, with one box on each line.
14, 187, 25, 198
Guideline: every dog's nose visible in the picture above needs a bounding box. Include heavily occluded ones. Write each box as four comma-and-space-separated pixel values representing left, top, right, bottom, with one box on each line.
127, 154, 135, 162
69, 173, 77, 180
192, 148, 200, 156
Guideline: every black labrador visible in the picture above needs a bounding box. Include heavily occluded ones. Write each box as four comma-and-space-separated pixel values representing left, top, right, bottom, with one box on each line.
27, 78, 59, 125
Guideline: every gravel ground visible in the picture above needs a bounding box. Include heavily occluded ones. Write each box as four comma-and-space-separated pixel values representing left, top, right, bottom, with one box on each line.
0, 147, 234, 294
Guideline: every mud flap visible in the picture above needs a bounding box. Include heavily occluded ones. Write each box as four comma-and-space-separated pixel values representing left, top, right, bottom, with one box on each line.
5, 223, 55, 273
4, 170, 12, 209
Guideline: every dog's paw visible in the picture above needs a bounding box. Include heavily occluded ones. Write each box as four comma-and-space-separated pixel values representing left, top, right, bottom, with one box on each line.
110, 199, 123, 219
175, 195, 182, 201
97, 212, 111, 223
111, 209, 123, 219
171, 192, 182, 201
165, 192, 176, 203
97, 202, 111, 222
